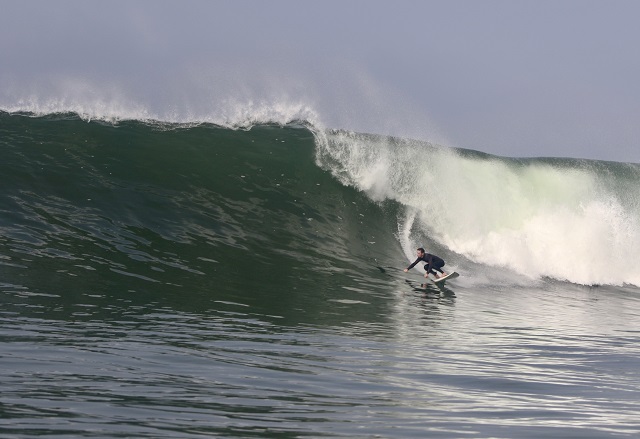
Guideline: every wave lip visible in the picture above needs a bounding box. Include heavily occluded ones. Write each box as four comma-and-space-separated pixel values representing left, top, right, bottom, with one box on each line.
0, 85, 325, 130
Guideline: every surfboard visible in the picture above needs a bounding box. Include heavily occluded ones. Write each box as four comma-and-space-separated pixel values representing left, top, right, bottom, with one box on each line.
433, 271, 459, 284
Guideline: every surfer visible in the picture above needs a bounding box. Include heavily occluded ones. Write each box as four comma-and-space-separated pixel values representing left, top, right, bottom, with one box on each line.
404, 248, 447, 279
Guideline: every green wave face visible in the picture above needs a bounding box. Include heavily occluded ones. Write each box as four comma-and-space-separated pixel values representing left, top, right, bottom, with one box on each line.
0, 113, 409, 325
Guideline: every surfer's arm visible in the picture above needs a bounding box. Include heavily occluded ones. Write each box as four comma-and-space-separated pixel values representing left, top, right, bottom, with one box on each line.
405, 258, 420, 271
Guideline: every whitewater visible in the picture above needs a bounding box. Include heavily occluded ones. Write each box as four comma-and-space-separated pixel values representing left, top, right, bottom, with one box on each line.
316, 129, 640, 287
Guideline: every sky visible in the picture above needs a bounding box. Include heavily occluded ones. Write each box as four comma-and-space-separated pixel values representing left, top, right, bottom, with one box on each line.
1, 0, 639, 163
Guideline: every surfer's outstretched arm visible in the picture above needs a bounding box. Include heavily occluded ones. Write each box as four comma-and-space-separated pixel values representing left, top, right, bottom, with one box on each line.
404, 258, 420, 272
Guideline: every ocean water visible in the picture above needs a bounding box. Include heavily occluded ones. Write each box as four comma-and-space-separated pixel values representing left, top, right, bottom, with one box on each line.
1, 111, 640, 438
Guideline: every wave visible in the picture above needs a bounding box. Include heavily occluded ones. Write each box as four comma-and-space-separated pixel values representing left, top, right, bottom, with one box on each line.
2, 110, 639, 288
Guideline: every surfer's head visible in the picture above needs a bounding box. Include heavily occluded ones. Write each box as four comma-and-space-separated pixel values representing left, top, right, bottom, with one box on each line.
416, 248, 425, 257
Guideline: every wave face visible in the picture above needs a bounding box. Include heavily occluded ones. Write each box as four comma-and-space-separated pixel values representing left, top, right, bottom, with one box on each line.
1, 111, 639, 290
0, 112, 406, 317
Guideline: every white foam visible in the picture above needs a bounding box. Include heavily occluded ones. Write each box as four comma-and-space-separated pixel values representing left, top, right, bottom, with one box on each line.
315, 131, 640, 287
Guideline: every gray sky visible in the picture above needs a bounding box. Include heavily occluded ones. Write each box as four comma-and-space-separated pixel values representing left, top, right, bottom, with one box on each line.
1, 0, 639, 162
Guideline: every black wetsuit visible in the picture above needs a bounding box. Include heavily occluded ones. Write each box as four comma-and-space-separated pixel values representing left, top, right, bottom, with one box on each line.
407, 253, 446, 275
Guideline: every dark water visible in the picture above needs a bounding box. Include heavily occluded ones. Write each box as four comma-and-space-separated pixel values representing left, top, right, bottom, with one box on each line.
1, 112, 640, 438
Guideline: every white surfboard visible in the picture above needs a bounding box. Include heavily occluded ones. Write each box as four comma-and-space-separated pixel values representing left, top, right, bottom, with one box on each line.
433, 271, 459, 284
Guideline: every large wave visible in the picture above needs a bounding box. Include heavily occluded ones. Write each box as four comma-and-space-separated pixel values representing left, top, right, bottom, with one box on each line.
2, 104, 639, 287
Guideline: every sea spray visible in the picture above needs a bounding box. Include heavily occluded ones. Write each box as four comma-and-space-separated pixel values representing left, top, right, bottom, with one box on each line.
1, 90, 324, 129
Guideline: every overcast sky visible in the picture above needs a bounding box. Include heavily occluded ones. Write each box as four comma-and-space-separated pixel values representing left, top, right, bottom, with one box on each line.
1, 0, 639, 163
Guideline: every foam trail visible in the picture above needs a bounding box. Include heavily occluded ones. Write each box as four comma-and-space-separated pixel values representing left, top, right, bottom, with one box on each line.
315, 130, 640, 286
